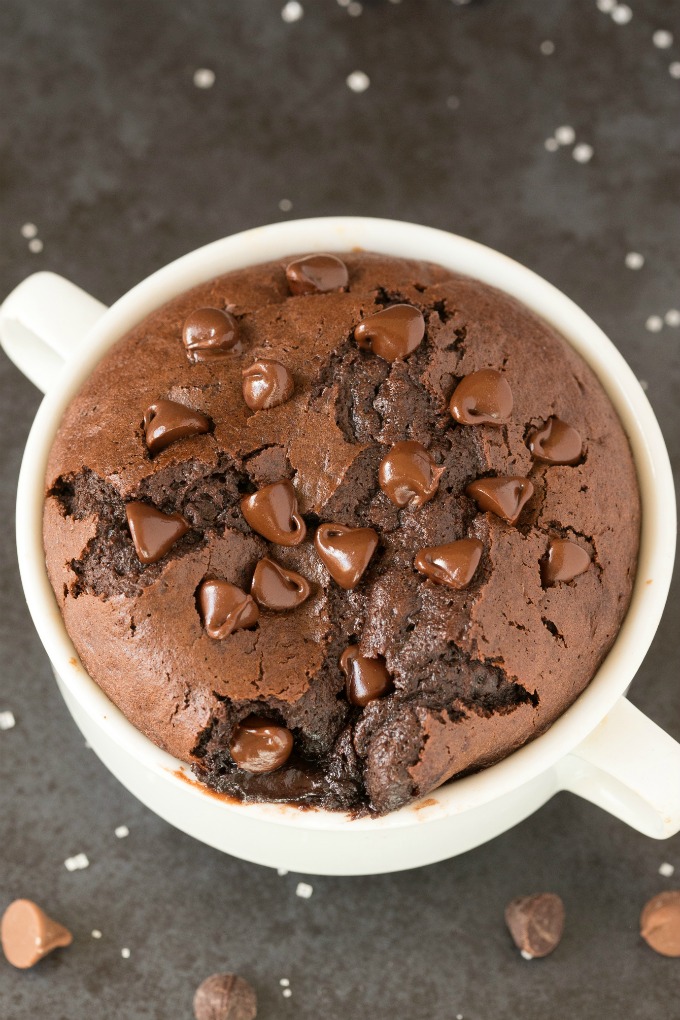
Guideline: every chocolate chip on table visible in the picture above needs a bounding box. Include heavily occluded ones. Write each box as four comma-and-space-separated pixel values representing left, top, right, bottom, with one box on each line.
229, 716, 294, 774
354, 303, 425, 362
466, 475, 534, 525
541, 538, 591, 585
449, 369, 513, 426
1, 899, 72, 970
414, 538, 483, 589
378, 441, 444, 508
182, 307, 239, 363
126, 502, 190, 564
340, 646, 394, 706
285, 253, 349, 295
504, 893, 565, 959
251, 557, 311, 610
640, 891, 680, 957
241, 480, 306, 546
193, 972, 258, 1020
314, 523, 379, 590
143, 399, 211, 455
241, 359, 294, 411
198, 579, 259, 639
527, 416, 583, 465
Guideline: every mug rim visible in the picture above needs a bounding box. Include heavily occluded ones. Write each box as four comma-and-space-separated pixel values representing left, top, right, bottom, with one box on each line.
14, 216, 677, 832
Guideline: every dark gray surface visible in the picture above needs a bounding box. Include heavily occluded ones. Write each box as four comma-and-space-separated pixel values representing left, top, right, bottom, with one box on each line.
1, 1, 679, 1017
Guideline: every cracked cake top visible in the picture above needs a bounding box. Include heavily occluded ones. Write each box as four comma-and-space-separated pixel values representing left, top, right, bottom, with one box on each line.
43, 251, 640, 814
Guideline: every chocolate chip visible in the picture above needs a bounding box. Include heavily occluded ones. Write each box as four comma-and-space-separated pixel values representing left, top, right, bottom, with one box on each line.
339, 646, 393, 706
1, 899, 73, 970
285, 253, 349, 295
354, 304, 425, 362
229, 716, 294, 774
198, 579, 259, 639
449, 369, 513, 426
251, 557, 311, 610
241, 359, 294, 411
314, 523, 379, 590
527, 416, 583, 465
541, 539, 591, 585
241, 480, 306, 546
143, 399, 211, 455
505, 893, 565, 959
182, 307, 239, 363
126, 502, 190, 564
640, 891, 680, 957
193, 972, 258, 1020
378, 441, 444, 508
466, 475, 534, 525
414, 537, 483, 589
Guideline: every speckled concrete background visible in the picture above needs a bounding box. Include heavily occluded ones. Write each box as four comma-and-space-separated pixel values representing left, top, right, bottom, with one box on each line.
1, 1, 679, 1017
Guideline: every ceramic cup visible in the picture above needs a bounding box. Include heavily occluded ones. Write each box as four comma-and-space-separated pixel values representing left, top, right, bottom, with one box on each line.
2, 217, 678, 876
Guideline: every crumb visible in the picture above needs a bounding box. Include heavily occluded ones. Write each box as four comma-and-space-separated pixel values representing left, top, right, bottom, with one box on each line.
64, 853, 90, 871
0, 711, 16, 730
296, 881, 313, 899
114, 825, 130, 838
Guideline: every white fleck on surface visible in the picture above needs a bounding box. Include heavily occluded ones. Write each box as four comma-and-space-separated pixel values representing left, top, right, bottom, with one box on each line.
659, 862, 675, 877
91, 929, 102, 939
456, 1015, 464, 1020
277, 867, 289, 876
121, 947, 131, 959
64, 853, 89, 871
346, 70, 370, 93
572, 143, 594, 163
347, 1, 363, 14
446, 95, 460, 110
540, 40, 555, 55
21, 222, 38, 238
555, 125, 576, 145
544, 137, 559, 152
193, 68, 215, 89
278, 198, 293, 212
646, 315, 664, 333
337, 0, 350, 6
625, 251, 645, 270
283, 988, 293, 998
521, 949, 534, 960
281, 1, 304, 22
653, 30, 673, 49
280, 978, 290, 987
114, 825, 129, 839
597, 0, 616, 11
611, 4, 633, 24
0, 711, 16, 730
665, 309, 680, 327
28, 238, 44, 253
670, 62, 680, 79
638, 378, 649, 391
296, 881, 313, 899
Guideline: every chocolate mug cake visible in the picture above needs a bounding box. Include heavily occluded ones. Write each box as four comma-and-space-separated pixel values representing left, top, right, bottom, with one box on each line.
43, 251, 640, 814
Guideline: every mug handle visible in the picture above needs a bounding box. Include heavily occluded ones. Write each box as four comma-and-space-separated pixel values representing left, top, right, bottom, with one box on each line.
558, 697, 680, 838
0, 272, 107, 393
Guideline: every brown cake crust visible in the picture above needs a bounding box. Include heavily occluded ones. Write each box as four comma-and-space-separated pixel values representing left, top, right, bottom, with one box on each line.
43, 253, 640, 813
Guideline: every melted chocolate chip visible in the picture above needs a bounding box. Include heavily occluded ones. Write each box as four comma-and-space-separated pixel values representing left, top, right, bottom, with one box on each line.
541, 539, 591, 586
505, 893, 565, 959
143, 399, 211, 455
527, 416, 583, 465
449, 369, 513, 426
1, 900, 73, 970
125, 502, 189, 564
414, 537, 483, 589
241, 359, 294, 411
229, 715, 294, 773
198, 579, 259, 639
285, 253, 349, 295
251, 557, 311, 610
182, 307, 239, 363
640, 892, 680, 958
339, 646, 393, 706
354, 304, 425, 362
241, 480, 306, 546
314, 523, 379, 590
378, 441, 444, 508
466, 476, 534, 525
193, 973, 258, 1020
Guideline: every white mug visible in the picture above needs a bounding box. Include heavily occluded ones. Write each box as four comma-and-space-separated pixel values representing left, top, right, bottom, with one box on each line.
2, 217, 678, 876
